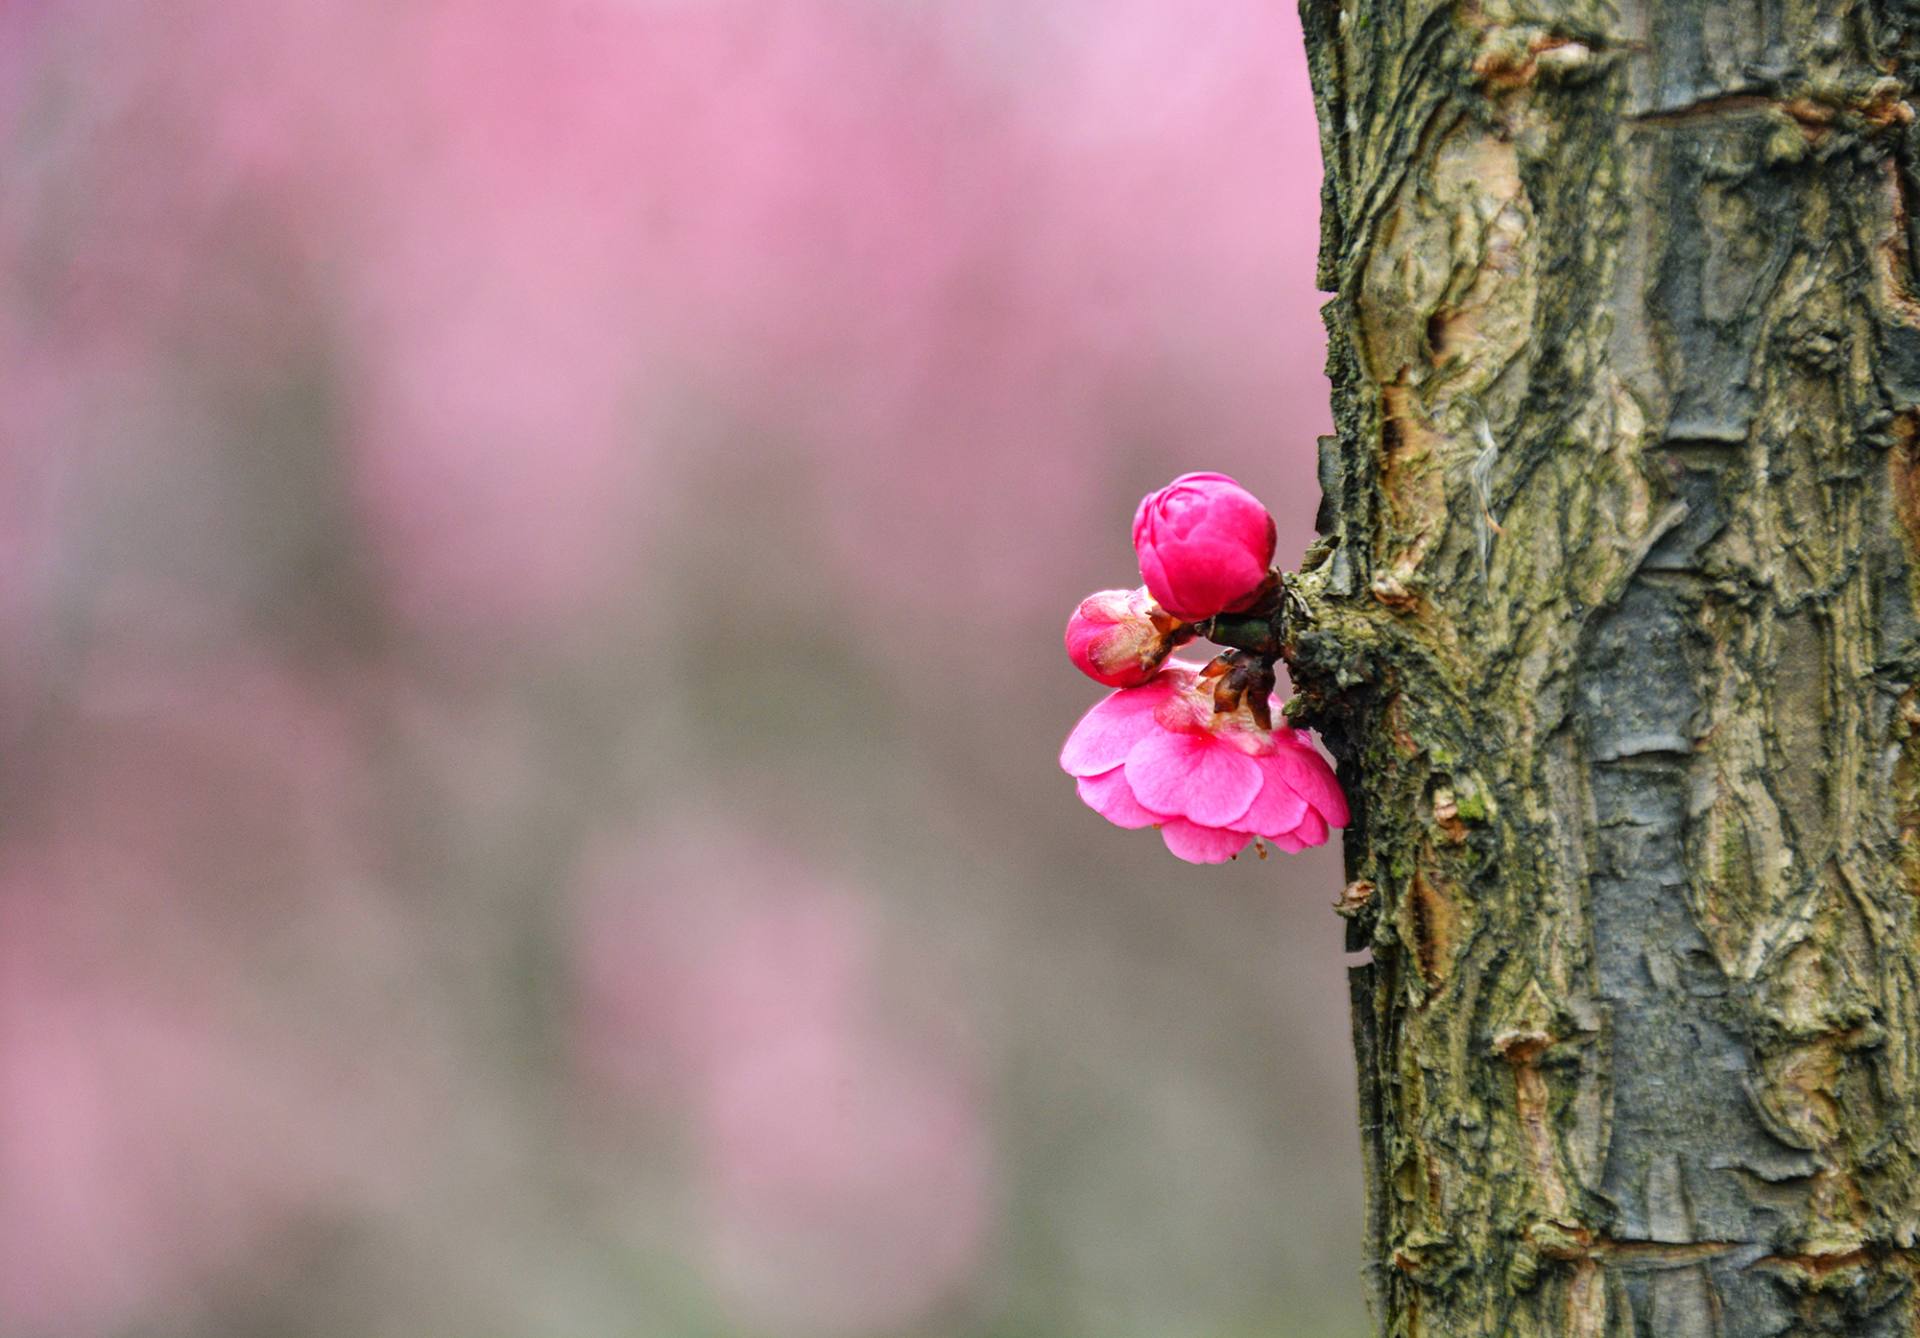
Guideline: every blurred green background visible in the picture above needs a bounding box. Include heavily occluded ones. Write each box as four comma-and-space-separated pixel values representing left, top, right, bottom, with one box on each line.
0, 2, 1366, 1335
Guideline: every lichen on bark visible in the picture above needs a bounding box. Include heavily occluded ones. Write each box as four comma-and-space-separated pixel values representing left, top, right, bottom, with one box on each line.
1290, 0, 1920, 1330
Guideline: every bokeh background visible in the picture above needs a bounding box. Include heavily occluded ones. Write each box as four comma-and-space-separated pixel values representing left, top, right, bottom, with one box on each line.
0, 2, 1363, 1335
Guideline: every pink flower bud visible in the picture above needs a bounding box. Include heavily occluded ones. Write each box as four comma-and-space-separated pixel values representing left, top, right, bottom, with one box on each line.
1131, 472, 1277, 622
1064, 588, 1175, 688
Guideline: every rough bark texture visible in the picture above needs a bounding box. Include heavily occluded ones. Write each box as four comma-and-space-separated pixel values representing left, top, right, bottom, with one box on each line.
1289, 0, 1920, 1332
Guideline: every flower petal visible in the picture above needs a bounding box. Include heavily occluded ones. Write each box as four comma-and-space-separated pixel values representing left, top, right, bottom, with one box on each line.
1236, 754, 1311, 836
1075, 768, 1163, 829
1123, 729, 1262, 828
1284, 808, 1331, 850
1169, 533, 1266, 617
1135, 545, 1187, 620
1266, 735, 1349, 827
1160, 819, 1251, 864
1059, 677, 1176, 777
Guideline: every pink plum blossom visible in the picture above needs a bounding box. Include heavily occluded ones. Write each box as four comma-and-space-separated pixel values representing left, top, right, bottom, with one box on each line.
1131, 472, 1278, 621
1060, 660, 1346, 864
1064, 587, 1178, 687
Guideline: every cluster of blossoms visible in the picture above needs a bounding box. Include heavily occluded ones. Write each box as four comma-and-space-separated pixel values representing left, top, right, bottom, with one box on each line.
1060, 472, 1348, 864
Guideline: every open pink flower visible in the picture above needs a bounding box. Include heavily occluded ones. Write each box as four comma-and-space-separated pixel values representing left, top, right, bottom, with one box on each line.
1131, 472, 1277, 621
1059, 660, 1346, 864
1064, 587, 1176, 688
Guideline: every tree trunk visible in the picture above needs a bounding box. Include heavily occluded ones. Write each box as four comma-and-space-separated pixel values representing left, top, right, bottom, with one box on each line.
1289, 0, 1920, 1332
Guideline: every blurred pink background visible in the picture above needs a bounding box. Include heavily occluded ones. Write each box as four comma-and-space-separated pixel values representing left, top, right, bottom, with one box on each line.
0, 2, 1359, 1335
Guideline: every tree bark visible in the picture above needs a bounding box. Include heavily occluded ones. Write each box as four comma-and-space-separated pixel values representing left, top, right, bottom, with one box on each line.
1290, 0, 1920, 1332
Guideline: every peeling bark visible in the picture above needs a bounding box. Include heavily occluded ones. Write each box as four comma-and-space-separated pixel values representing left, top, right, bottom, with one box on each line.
1291, 0, 1920, 1331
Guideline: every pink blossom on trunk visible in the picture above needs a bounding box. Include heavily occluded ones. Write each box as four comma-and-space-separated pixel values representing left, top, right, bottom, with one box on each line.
1060, 660, 1347, 864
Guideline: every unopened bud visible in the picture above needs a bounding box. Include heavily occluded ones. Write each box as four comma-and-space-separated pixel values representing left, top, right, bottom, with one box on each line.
1064, 587, 1178, 688
1131, 472, 1277, 621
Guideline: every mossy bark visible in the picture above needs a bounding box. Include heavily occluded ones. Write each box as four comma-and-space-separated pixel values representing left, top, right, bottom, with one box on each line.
1289, 0, 1920, 1331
